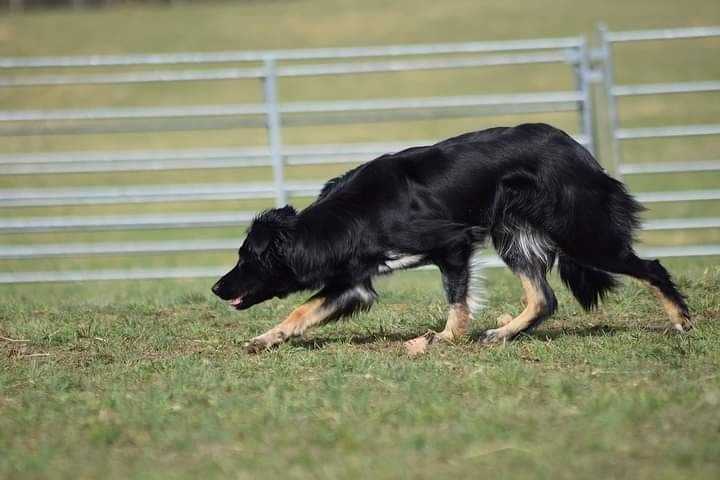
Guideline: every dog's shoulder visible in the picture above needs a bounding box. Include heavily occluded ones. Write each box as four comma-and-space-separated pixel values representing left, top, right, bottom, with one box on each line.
315, 146, 430, 200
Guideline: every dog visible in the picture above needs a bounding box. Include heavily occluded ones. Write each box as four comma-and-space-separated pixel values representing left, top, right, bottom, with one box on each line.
212, 123, 691, 353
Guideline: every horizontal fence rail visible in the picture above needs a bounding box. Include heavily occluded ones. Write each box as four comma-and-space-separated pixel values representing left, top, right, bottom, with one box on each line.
0, 37, 586, 68
0, 182, 324, 207
0, 212, 257, 233
635, 190, 720, 203
610, 80, 720, 97
0, 239, 242, 258
604, 26, 720, 42
0, 92, 587, 139
3, 245, 718, 284
0, 28, 718, 283
0, 51, 575, 87
0, 92, 585, 122
619, 160, 720, 175
0, 142, 414, 175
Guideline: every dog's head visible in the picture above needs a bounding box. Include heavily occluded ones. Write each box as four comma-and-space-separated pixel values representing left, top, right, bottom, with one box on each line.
212, 205, 299, 310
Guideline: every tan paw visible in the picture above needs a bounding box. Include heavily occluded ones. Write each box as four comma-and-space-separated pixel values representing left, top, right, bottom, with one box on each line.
496, 313, 513, 327
481, 327, 511, 345
242, 331, 285, 354
404, 331, 450, 356
672, 319, 693, 333
404, 334, 432, 356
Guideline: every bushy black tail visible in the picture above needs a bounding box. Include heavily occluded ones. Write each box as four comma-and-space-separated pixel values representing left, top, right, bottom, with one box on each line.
558, 254, 619, 311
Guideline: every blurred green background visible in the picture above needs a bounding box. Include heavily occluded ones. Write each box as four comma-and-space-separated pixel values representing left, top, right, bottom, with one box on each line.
0, 0, 718, 296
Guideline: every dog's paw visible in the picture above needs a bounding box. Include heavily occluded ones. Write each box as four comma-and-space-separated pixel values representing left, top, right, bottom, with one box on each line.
404, 330, 457, 356
242, 331, 285, 354
672, 319, 693, 333
242, 338, 270, 354
404, 331, 440, 356
496, 313, 513, 327
481, 328, 509, 345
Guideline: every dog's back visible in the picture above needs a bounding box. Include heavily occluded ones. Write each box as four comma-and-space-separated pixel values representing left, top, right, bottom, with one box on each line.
313, 123, 629, 231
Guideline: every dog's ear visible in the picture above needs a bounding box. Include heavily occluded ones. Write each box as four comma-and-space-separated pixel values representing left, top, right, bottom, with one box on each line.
246, 205, 297, 256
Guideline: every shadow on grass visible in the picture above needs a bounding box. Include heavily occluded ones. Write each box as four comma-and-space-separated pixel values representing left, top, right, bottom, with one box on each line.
518, 324, 672, 341
288, 331, 421, 350
285, 323, 676, 351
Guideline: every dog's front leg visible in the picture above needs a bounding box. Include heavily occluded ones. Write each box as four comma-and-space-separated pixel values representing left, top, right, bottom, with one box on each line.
405, 249, 474, 355
243, 282, 376, 353
405, 302, 471, 355
243, 298, 327, 353
435, 303, 471, 341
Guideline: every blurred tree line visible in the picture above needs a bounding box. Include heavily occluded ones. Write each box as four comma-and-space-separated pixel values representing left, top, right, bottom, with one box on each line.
1, 0, 192, 9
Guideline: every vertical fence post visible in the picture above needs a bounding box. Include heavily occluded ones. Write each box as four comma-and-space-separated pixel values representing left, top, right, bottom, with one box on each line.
262, 57, 287, 207
597, 23, 622, 179
576, 37, 595, 155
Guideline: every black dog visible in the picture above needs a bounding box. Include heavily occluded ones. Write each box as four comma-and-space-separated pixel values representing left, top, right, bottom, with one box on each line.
212, 123, 691, 353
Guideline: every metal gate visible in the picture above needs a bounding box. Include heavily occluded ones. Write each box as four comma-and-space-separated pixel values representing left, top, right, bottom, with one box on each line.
0, 36, 593, 283
595, 25, 720, 260
2, 27, 718, 284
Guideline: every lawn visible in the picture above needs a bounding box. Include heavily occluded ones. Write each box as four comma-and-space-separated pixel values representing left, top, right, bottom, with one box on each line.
0, 0, 719, 276
1, 263, 719, 479
1, 1, 720, 478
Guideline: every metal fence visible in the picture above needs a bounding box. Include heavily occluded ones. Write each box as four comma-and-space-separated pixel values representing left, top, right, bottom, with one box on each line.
595, 25, 720, 260
0, 36, 594, 283
0, 28, 717, 283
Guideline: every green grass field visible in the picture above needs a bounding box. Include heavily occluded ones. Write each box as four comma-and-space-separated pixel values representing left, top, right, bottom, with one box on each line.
2, 265, 720, 479
1, 0, 720, 478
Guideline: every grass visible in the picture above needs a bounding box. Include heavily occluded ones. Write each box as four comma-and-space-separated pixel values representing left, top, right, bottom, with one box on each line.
2, 264, 719, 479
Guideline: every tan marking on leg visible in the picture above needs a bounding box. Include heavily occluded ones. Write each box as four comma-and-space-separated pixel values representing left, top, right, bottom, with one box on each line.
275, 298, 327, 337
483, 275, 546, 344
243, 298, 328, 353
404, 303, 470, 355
649, 285, 692, 332
437, 303, 471, 341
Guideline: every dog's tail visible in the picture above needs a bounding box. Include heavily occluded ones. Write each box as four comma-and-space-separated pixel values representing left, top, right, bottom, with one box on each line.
558, 254, 619, 311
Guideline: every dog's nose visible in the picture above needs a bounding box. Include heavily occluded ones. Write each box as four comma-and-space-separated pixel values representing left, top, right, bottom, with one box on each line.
211, 281, 221, 296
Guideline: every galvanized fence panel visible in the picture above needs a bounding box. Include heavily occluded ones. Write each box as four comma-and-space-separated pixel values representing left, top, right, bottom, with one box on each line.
4, 31, 707, 284
0, 36, 594, 283
595, 24, 720, 260
0, 37, 587, 68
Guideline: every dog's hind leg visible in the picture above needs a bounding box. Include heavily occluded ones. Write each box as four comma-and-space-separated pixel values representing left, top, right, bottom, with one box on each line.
590, 252, 691, 332
482, 224, 558, 344
482, 273, 556, 343
243, 281, 376, 353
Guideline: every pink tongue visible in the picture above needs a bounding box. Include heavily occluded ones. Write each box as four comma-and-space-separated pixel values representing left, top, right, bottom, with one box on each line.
230, 297, 243, 306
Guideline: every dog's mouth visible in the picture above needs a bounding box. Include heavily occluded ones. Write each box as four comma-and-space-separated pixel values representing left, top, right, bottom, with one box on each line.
229, 296, 244, 309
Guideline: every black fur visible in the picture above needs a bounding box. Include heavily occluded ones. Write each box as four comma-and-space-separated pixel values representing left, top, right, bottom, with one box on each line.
212, 123, 690, 334
558, 254, 619, 310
